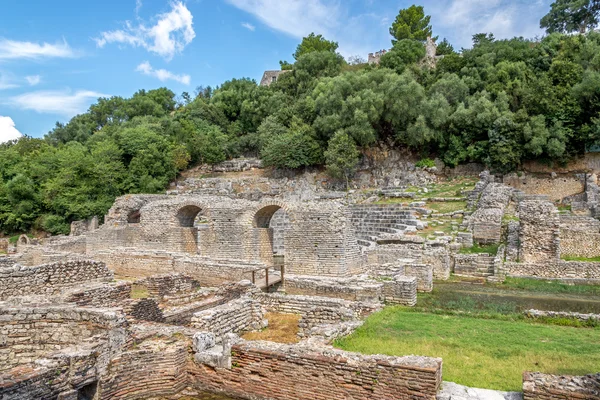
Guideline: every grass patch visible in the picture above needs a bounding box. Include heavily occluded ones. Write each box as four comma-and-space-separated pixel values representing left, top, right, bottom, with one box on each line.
416, 218, 456, 239
459, 243, 500, 255
334, 308, 600, 391
427, 201, 466, 214
499, 277, 600, 296
8, 233, 34, 244
417, 177, 478, 200
130, 284, 150, 299
242, 313, 300, 344
561, 255, 600, 262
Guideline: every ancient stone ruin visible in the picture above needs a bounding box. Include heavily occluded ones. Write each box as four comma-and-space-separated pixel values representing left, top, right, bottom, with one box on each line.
1, 157, 599, 399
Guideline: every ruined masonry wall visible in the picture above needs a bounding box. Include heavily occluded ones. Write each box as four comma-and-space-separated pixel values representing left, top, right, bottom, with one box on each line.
0, 306, 123, 371
503, 261, 600, 282
137, 273, 200, 298
519, 199, 560, 263
193, 341, 442, 400
0, 260, 113, 300
523, 372, 600, 400
100, 339, 189, 400
559, 215, 600, 258
65, 282, 132, 307
190, 297, 265, 338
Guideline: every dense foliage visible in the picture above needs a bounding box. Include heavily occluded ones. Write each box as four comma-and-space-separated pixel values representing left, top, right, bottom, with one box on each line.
2, 3, 600, 235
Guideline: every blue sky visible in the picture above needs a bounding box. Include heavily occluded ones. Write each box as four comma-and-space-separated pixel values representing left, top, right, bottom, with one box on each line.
0, 0, 552, 142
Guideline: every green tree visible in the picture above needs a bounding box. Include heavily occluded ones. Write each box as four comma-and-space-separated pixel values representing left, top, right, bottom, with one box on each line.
379, 39, 427, 74
389, 5, 435, 44
436, 38, 455, 56
324, 131, 360, 188
541, 0, 600, 34
293, 33, 339, 60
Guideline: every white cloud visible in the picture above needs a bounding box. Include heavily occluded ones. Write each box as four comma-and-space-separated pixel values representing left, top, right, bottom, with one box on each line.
0, 73, 18, 90
8, 89, 107, 117
426, 0, 549, 49
242, 22, 256, 31
136, 0, 143, 14
135, 61, 190, 84
25, 75, 41, 86
0, 116, 22, 143
225, 0, 340, 39
0, 39, 76, 60
95, 1, 195, 61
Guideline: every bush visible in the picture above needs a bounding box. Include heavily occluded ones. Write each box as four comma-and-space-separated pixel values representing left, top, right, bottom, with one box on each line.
415, 158, 436, 168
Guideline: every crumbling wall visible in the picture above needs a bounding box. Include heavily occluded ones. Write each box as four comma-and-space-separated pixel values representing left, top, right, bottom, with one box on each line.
0, 260, 113, 300
0, 306, 126, 371
519, 198, 560, 263
559, 215, 600, 258
193, 340, 443, 400
100, 338, 189, 400
503, 261, 600, 282
503, 174, 584, 201
137, 273, 200, 298
190, 297, 265, 338
453, 253, 496, 277
65, 282, 132, 307
523, 372, 600, 400
471, 183, 512, 244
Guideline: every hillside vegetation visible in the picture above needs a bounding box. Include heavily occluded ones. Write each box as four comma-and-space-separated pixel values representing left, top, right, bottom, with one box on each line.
2, 2, 600, 235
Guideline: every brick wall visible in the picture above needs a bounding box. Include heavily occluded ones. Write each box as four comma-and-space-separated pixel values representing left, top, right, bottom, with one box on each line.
193, 340, 442, 400
0, 260, 113, 300
523, 372, 600, 400
65, 282, 132, 307
559, 215, 600, 258
100, 339, 189, 400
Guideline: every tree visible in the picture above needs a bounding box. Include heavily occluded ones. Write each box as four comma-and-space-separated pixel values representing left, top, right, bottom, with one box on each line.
436, 38, 455, 56
541, 0, 600, 34
293, 33, 339, 60
379, 39, 426, 74
389, 5, 435, 44
324, 131, 360, 189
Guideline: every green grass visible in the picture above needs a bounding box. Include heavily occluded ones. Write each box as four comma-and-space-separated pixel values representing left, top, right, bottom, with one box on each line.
499, 277, 600, 296
427, 201, 467, 214
8, 233, 34, 244
561, 255, 600, 262
334, 308, 600, 391
130, 285, 150, 299
459, 243, 500, 255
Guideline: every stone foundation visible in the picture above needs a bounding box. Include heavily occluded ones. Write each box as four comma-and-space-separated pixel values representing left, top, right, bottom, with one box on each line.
523, 372, 600, 400
193, 338, 443, 400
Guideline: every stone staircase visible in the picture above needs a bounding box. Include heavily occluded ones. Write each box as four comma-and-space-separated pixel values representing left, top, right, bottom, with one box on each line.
453, 253, 496, 278
351, 204, 423, 248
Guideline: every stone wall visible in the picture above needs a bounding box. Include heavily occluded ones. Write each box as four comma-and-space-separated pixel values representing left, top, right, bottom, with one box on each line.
368, 239, 451, 280
519, 198, 560, 263
559, 215, 600, 258
190, 297, 266, 338
283, 274, 417, 305
137, 273, 200, 298
65, 282, 132, 307
502, 261, 600, 282
523, 372, 600, 400
503, 174, 584, 201
100, 338, 189, 400
70, 216, 99, 236
0, 260, 113, 300
0, 306, 126, 371
470, 182, 512, 244
453, 253, 496, 277
193, 339, 443, 400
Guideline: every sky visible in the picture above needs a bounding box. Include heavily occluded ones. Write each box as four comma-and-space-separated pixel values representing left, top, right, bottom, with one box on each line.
0, 0, 553, 142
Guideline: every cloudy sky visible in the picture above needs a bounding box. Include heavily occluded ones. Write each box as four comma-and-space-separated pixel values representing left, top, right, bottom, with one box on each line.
0, 0, 552, 142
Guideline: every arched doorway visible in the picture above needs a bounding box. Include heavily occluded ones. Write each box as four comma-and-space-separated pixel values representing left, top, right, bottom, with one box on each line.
176, 205, 208, 254
252, 204, 289, 265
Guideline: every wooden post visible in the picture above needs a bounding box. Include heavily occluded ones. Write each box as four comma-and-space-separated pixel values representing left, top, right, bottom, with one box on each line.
252, 271, 256, 285
265, 268, 269, 289
280, 264, 285, 286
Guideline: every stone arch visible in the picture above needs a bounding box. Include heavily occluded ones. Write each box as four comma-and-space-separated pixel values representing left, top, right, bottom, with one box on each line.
17, 234, 31, 246
175, 201, 210, 228
249, 201, 292, 228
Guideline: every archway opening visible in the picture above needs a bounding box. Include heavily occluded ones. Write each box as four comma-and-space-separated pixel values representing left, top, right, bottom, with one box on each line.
252, 205, 290, 278
177, 205, 204, 228
127, 210, 141, 224
254, 205, 282, 228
